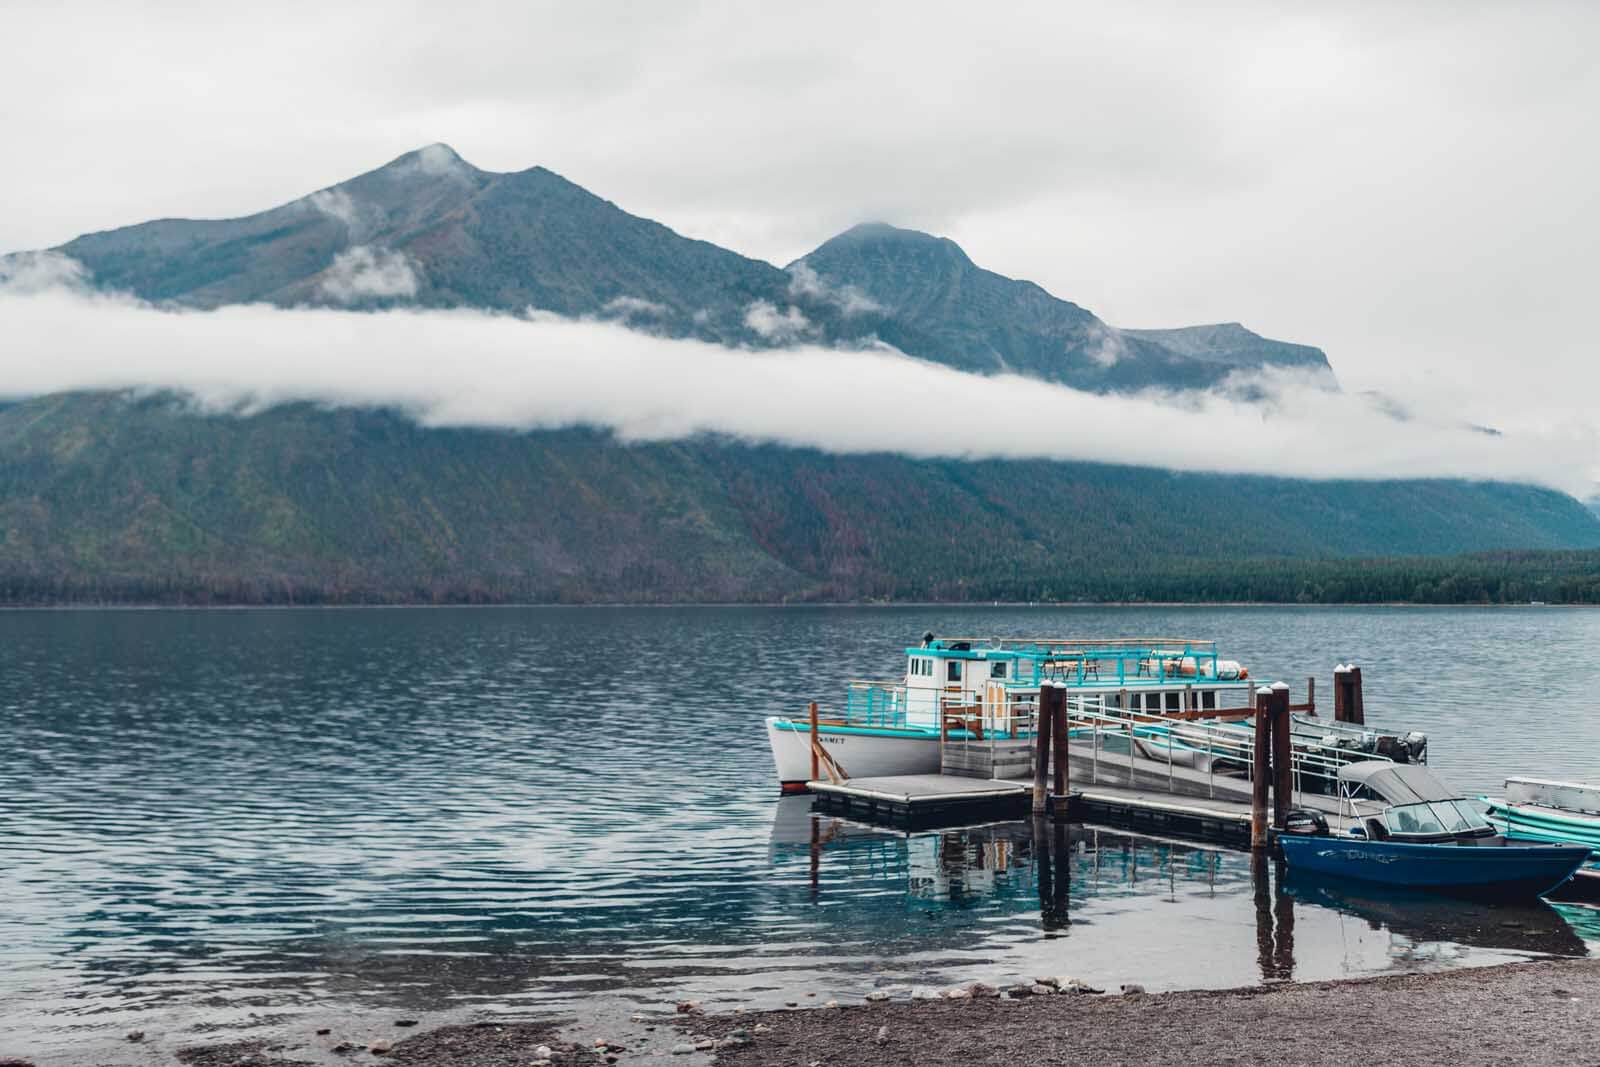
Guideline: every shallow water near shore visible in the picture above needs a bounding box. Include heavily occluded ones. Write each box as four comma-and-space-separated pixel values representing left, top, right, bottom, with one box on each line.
4, 605, 1600, 1061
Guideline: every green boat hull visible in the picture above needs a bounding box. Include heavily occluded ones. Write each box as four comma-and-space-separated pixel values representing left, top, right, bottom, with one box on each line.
1483, 798, 1600, 863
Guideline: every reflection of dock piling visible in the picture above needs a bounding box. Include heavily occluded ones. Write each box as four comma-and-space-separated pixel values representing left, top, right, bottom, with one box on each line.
1252, 851, 1295, 981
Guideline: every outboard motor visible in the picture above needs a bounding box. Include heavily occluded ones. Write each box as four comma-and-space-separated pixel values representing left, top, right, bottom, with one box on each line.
1376, 735, 1411, 764
1282, 809, 1330, 837
1405, 731, 1429, 763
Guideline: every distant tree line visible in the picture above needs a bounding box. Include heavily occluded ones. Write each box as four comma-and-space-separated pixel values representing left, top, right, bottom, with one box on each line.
3, 549, 1598, 607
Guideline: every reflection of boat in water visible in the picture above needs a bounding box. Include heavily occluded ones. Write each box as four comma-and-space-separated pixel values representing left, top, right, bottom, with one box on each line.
766, 802, 1590, 984
769, 798, 1242, 910
1286, 879, 1589, 957
1280, 763, 1591, 897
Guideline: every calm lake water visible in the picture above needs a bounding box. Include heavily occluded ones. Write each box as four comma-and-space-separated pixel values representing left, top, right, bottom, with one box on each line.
4, 605, 1600, 1061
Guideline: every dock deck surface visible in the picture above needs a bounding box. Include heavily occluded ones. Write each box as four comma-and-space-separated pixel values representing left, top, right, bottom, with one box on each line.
807, 774, 1029, 825
807, 767, 1347, 839
811, 774, 1027, 802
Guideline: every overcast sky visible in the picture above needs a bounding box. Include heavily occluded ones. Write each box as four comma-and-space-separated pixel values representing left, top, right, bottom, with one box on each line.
2, 1, 1597, 465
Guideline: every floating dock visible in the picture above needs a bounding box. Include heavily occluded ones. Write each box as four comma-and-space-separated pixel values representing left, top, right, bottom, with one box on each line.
808, 772, 1344, 842
807, 774, 1031, 825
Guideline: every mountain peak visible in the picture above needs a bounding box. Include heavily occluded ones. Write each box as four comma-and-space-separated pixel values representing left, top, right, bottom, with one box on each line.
373, 142, 476, 179
1122, 322, 1331, 375
801, 222, 975, 275
829, 221, 967, 250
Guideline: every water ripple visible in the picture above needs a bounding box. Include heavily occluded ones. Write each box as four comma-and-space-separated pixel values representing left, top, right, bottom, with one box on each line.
3, 606, 1599, 1059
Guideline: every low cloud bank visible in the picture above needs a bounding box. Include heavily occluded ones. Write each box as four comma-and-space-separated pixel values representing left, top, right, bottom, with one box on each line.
0, 270, 1594, 493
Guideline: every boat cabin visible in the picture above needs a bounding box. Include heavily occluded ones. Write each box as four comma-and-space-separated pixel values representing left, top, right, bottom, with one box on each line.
895, 635, 1255, 730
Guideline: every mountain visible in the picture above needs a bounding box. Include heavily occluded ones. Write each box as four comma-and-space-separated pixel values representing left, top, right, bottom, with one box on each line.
0, 392, 1594, 605
7, 146, 1585, 607
793, 223, 1333, 392
54, 144, 820, 348
1121, 322, 1329, 372
41, 145, 1325, 393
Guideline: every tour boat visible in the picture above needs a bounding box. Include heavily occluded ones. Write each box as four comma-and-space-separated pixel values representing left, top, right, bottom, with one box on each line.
769, 635, 1330, 792
1279, 762, 1590, 897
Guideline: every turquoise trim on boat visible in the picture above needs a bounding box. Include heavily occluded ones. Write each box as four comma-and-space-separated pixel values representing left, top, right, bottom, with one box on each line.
1483, 799, 1600, 854
902, 638, 1245, 688
772, 720, 951, 740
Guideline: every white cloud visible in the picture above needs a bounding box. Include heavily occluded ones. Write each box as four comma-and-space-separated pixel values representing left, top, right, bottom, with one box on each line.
1083, 321, 1126, 368
743, 299, 815, 342
318, 246, 419, 303
787, 263, 881, 315
0, 251, 90, 294
603, 295, 672, 318
306, 188, 360, 228
0, 273, 1594, 495
415, 142, 467, 177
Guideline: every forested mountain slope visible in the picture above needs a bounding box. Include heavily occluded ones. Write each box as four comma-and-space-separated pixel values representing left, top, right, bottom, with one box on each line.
1, 393, 1593, 605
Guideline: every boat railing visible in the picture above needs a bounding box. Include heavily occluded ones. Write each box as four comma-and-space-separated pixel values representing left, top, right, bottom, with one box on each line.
843, 680, 909, 728
1062, 695, 1393, 803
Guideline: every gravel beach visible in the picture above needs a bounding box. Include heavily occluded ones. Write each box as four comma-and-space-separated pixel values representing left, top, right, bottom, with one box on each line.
698, 958, 1600, 1067
23, 957, 1600, 1067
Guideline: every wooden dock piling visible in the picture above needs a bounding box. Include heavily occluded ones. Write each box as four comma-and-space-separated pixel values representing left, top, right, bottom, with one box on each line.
1251, 685, 1272, 849
1270, 682, 1293, 828
809, 701, 820, 782
1050, 683, 1069, 798
1334, 664, 1365, 725
1032, 683, 1055, 815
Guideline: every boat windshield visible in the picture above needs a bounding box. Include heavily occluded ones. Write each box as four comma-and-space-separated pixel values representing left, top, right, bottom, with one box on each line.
1383, 800, 1491, 836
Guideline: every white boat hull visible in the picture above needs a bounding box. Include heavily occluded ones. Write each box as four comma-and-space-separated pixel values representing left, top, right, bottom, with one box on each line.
766, 716, 941, 791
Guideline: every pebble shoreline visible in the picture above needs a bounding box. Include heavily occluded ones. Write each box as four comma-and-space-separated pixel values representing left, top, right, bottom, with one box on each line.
10, 958, 1600, 1067
702, 957, 1600, 1067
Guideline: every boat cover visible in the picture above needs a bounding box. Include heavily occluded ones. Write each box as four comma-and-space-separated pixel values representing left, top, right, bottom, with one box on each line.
1338, 760, 1457, 804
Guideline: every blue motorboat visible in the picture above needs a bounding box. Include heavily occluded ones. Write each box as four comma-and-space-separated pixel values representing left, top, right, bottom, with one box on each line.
1278, 761, 1590, 897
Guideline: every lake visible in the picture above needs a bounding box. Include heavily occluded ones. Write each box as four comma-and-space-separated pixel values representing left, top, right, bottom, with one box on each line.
3, 605, 1599, 1060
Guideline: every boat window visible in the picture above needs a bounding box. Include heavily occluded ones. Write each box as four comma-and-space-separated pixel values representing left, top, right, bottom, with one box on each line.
991, 661, 1007, 679
1383, 803, 1446, 836
1429, 802, 1478, 834
1200, 690, 1217, 710
947, 661, 962, 682
1443, 800, 1491, 832
1165, 692, 1181, 712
